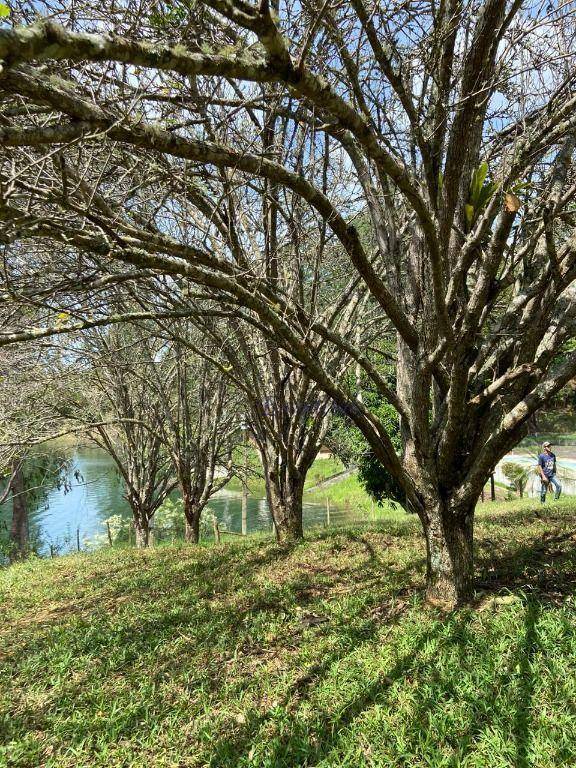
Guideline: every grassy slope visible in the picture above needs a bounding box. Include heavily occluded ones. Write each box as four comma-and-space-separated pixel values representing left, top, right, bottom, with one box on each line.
3, 500, 576, 767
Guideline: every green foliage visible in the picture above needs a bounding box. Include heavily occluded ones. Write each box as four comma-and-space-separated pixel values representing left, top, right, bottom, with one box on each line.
304, 470, 403, 519
357, 451, 405, 508
465, 162, 498, 230
502, 462, 531, 498
101, 514, 130, 544
328, 384, 403, 507
154, 497, 186, 537
0, 450, 70, 559
155, 498, 218, 539
0, 3, 10, 18
3, 502, 576, 766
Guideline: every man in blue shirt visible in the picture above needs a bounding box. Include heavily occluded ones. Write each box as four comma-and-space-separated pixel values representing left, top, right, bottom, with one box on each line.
538, 441, 562, 503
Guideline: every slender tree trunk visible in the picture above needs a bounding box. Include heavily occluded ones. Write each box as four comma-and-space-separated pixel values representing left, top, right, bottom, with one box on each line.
266, 471, 305, 542
9, 463, 28, 560
134, 517, 150, 548
423, 500, 474, 607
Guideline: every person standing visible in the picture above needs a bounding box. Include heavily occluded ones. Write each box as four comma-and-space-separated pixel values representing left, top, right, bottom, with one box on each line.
538, 441, 562, 503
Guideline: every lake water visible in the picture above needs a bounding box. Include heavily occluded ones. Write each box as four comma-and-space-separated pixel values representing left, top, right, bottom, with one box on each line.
0, 446, 348, 555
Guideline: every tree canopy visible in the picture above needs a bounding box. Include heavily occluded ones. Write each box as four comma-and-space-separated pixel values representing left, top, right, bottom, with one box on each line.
2, 0, 576, 604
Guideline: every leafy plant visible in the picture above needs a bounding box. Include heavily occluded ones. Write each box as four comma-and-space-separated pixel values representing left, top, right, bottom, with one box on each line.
101, 514, 130, 544
464, 162, 498, 230
501, 461, 530, 498
154, 498, 185, 537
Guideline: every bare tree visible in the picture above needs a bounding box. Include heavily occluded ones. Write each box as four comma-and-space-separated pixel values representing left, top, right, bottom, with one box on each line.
144, 323, 240, 543
2, 2, 576, 604
204, 317, 335, 541
75, 326, 177, 547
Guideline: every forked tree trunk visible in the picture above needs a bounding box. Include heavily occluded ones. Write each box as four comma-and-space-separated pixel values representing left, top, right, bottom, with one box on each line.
266, 472, 305, 542
396, 338, 475, 608
9, 464, 28, 560
423, 501, 474, 607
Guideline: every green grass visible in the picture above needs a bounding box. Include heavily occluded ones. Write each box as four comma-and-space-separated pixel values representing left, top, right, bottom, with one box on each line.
303, 471, 400, 517
222, 451, 393, 517
303, 457, 346, 489
3, 498, 576, 767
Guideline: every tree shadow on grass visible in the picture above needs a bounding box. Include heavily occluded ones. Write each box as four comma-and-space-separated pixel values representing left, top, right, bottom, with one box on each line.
206, 604, 438, 768
207, 523, 576, 767
514, 600, 539, 768
476, 525, 576, 603
7, 520, 576, 767
3, 530, 424, 761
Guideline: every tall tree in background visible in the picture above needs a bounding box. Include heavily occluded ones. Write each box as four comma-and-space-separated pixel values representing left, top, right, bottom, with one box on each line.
76, 327, 177, 547
201, 316, 336, 541
145, 322, 240, 543
2, 1, 576, 604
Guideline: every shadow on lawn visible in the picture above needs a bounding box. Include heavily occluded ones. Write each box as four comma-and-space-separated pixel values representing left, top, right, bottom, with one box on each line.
207, 601, 555, 768
476, 525, 576, 602
514, 601, 539, 768
206, 523, 576, 767
6, 521, 576, 767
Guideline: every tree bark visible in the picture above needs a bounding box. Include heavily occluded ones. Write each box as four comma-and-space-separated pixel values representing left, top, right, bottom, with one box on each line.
423, 501, 474, 607
9, 463, 28, 560
134, 518, 150, 548
266, 471, 305, 542
184, 504, 201, 544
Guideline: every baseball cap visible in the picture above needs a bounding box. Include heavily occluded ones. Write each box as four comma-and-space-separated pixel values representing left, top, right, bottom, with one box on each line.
542, 441, 552, 448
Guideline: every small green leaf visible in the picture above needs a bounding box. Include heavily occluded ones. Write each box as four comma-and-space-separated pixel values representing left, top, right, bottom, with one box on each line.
0, 3, 10, 17
470, 162, 488, 206
477, 180, 498, 210
464, 203, 475, 228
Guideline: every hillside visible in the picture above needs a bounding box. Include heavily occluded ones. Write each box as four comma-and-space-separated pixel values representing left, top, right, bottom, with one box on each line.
3, 500, 576, 767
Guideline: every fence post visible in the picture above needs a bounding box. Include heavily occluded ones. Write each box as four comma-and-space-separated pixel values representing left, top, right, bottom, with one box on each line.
106, 521, 113, 546
76, 526, 81, 552
213, 515, 221, 544
490, 474, 496, 501
326, 497, 330, 526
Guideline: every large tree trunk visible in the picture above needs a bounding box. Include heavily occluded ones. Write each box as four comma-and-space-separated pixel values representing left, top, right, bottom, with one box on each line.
396, 334, 475, 608
423, 501, 474, 607
134, 517, 150, 548
183, 496, 201, 544
266, 471, 305, 542
9, 463, 28, 560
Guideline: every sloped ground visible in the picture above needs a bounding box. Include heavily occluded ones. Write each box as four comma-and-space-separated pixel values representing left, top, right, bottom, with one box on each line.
2, 499, 576, 768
